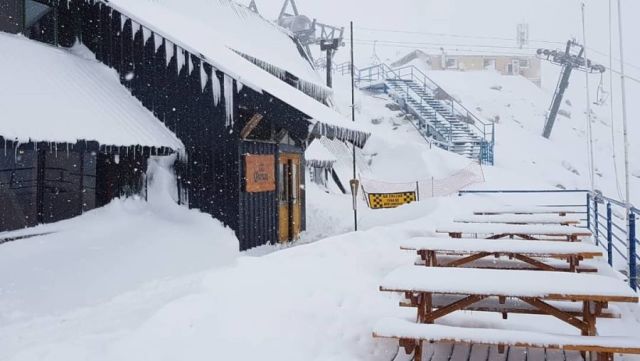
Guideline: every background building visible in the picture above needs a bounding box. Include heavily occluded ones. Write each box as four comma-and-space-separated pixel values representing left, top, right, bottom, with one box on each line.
392, 49, 542, 86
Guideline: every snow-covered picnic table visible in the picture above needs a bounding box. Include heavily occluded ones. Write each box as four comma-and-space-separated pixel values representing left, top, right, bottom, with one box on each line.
377, 266, 639, 360
435, 223, 592, 241
401, 237, 603, 271
374, 319, 640, 361
454, 214, 582, 226
473, 206, 583, 216
380, 266, 638, 303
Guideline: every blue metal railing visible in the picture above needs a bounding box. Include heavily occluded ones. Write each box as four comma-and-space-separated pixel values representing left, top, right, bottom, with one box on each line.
459, 189, 639, 291
356, 63, 495, 165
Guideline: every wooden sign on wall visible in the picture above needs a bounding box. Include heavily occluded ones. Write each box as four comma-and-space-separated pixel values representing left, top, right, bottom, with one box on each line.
244, 154, 276, 193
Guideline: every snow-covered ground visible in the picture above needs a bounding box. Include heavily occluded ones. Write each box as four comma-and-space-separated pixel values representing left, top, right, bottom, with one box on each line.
1, 185, 639, 361
2, 1, 639, 360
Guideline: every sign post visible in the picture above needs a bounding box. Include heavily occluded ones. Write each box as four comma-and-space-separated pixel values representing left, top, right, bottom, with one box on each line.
350, 179, 359, 230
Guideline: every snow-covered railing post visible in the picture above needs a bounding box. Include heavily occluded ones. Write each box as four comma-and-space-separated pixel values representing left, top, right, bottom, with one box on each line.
607, 202, 613, 266
587, 193, 592, 230
629, 212, 637, 291
594, 200, 600, 246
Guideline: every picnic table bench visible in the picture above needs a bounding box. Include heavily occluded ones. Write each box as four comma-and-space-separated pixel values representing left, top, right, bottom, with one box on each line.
379, 266, 639, 361
374, 319, 640, 361
473, 206, 583, 216
402, 237, 603, 272
454, 214, 582, 226
399, 294, 621, 319
435, 223, 593, 241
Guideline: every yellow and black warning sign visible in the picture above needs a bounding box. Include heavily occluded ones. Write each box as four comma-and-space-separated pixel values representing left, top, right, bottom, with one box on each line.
368, 192, 417, 209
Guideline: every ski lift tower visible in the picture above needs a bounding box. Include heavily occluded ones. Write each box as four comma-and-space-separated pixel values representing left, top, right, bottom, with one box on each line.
277, 0, 345, 88
537, 40, 605, 139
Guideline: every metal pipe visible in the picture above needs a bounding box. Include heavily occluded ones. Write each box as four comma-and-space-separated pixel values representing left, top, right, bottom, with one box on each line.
350, 21, 358, 232
607, 203, 613, 266
630, 213, 637, 290
582, 3, 596, 190
616, 0, 633, 287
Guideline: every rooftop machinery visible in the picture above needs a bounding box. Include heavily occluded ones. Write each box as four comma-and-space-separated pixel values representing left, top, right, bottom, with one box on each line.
275, 0, 345, 88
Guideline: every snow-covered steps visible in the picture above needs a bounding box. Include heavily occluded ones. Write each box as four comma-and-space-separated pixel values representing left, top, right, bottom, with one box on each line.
357, 63, 495, 165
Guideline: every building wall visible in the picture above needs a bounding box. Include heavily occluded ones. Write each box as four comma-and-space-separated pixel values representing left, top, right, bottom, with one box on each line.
0, 140, 151, 233
0, 0, 24, 34
428, 54, 541, 86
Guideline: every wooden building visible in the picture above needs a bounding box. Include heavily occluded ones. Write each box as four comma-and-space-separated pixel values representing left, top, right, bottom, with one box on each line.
0, 0, 369, 250
0, 33, 182, 232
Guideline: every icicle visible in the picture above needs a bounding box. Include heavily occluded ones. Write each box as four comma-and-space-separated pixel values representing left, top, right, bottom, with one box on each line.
131, 21, 141, 40
114, 154, 120, 164
200, 65, 208, 91
3, 139, 6, 157
54, 142, 58, 158
154, 33, 163, 51
211, 69, 221, 106
236, 81, 244, 93
165, 40, 174, 66
142, 27, 152, 43
188, 55, 194, 74
14, 141, 20, 163
177, 48, 185, 73
121, 15, 128, 31
224, 74, 235, 128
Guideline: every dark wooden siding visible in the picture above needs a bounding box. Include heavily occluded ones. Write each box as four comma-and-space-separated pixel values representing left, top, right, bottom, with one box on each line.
0, 0, 24, 34
238, 141, 278, 250
0, 140, 159, 232
0, 146, 38, 231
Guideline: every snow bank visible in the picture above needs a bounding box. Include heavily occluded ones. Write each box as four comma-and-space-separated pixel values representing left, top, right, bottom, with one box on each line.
0, 34, 182, 150
0, 157, 238, 323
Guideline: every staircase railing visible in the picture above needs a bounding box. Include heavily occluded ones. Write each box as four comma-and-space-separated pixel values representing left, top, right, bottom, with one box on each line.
357, 63, 495, 165
359, 64, 494, 143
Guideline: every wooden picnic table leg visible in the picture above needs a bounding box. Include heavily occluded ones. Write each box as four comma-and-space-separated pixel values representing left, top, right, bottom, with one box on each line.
430, 252, 438, 267
582, 301, 597, 336
569, 256, 577, 272
417, 292, 433, 323
415, 340, 424, 361
583, 300, 598, 361
419, 250, 428, 266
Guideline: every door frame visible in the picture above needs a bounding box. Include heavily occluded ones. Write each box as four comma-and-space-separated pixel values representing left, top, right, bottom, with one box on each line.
277, 148, 303, 243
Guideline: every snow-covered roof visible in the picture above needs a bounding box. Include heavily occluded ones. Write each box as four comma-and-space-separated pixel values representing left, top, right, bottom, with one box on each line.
104, 0, 370, 148
0, 34, 182, 151
114, 0, 323, 91
305, 140, 337, 168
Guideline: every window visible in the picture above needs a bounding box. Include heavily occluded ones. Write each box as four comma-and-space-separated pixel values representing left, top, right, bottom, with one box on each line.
483, 58, 496, 70
445, 58, 458, 69
519, 59, 530, 69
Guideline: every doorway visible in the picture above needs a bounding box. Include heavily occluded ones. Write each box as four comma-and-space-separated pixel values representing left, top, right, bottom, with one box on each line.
278, 153, 302, 243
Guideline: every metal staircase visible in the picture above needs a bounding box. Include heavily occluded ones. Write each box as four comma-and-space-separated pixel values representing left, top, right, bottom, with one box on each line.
353, 63, 495, 165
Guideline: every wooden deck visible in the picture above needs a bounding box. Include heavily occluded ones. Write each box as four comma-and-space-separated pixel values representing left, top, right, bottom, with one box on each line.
416, 343, 584, 361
